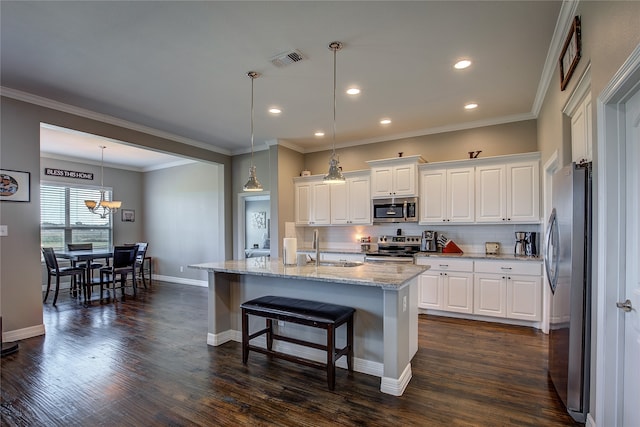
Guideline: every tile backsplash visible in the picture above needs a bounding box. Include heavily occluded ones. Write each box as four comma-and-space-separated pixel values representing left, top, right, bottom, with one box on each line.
297, 223, 543, 256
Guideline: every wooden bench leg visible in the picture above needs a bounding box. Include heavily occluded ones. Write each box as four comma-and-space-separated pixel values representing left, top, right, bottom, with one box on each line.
347, 315, 354, 372
327, 325, 335, 391
242, 308, 249, 364
266, 319, 273, 351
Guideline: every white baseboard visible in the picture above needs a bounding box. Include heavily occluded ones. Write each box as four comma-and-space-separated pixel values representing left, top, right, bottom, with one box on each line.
2, 323, 45, 342
586, 413, 596, 427
420, 309, 542, 330
152, 274, 207, 287
380, 363, 412, 396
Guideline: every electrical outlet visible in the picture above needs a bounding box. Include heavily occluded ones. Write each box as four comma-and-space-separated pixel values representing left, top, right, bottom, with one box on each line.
0, 225, 7, 236
403, 295, 407, 312
179, 266, 184, 272
278, 320, 284, 327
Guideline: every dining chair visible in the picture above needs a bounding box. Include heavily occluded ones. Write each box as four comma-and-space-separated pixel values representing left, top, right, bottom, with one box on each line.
99, 245, 138, 302
134, 242, 149, 288
42, 247, 86, 305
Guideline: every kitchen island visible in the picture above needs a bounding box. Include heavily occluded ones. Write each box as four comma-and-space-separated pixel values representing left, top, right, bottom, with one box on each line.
189, 257, 428, 396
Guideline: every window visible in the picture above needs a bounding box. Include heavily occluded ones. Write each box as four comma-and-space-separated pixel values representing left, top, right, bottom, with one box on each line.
40, 182, 113, 251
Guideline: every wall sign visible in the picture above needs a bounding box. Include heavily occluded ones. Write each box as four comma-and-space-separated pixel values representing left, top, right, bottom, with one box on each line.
559, 16, 581, 91
44, 168, 93, 180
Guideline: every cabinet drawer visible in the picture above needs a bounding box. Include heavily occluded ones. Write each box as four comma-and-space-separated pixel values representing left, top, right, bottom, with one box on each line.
415, 258, 473, 272
474, 260, 542, 276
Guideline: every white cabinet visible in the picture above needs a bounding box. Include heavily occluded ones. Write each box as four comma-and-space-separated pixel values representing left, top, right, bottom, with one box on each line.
473, 260, 542, 321
330, 172, 371, 225
294, 178, 331, 226
419, 166, 474, 224
475, 160, 539, 223
571, 92, 593, 164
367, 156, 424, 198
416, 258, 474, 313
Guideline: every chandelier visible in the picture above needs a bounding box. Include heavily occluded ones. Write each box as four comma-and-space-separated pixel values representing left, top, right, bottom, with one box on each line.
323, 41, 346, 183
84, 145, 122, 218
243, 71, 264, 192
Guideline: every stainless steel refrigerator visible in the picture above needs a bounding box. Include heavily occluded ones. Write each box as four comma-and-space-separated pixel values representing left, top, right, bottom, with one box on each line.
545, 162, 592, 423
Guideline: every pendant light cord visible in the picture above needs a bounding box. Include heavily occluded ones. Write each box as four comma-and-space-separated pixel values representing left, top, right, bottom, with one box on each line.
250, 73, 255, 166
332, 43, 337, 157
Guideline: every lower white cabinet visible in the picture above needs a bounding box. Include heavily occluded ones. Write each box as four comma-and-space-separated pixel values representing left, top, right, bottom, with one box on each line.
473, 260, 542, 321
417, 259, 473, 314
417, 257, 542, 324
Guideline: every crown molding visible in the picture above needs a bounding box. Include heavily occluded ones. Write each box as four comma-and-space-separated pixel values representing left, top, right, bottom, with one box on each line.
532, 0, 580, 115
0, 86, 232, 156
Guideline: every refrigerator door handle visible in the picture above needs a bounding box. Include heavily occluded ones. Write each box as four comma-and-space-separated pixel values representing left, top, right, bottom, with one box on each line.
545, 208, 559, 293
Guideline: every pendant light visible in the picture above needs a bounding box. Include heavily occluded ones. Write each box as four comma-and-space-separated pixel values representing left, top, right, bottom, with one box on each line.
84, 145, 122, 218
243, 71, 264, 192
323, 41, 346, 183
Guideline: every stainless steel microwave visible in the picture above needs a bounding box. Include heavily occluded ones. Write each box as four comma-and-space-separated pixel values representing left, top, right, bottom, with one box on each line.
372, 197, 419, 223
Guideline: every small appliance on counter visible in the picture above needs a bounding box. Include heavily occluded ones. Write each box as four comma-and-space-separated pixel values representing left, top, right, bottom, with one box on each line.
515, 231, 538, 256
420, 230, 438, 252
485, 242, 500, 255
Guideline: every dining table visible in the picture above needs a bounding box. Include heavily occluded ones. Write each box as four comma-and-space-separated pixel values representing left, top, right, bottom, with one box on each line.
55, 248, 113, 287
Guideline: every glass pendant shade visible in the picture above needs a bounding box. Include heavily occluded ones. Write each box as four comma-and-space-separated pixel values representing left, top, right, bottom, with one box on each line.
243, 165, 263, 191
243, 71, 264, 192
324, 41, 346, 183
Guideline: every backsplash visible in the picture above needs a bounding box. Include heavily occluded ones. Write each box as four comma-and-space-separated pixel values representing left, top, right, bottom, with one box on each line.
296, 223, 543, 256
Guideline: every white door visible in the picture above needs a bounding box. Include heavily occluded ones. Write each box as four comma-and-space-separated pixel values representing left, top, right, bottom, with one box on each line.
622, 85, 640, 426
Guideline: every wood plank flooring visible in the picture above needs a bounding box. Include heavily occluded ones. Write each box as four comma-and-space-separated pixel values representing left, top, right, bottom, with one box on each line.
1, 282, 582, 426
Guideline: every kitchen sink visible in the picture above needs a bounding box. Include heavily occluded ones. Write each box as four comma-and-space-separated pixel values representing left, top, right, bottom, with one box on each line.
317, 260, 364, 267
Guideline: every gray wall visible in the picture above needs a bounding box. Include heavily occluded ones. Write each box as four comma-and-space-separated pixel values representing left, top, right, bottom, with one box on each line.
40, 156, 145, 245
144, 161, 223, 283
303, 119, 538, 175
535, 1, 640, 422
0, 96, 231, 337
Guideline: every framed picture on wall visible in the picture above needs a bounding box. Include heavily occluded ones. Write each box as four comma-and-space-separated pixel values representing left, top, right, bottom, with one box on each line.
559, 16, 581, 91
121, 209, 135, 222
0, 169, 30, 202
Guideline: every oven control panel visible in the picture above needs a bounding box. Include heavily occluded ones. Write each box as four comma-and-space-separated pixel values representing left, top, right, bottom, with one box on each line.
378, 235, 421, 245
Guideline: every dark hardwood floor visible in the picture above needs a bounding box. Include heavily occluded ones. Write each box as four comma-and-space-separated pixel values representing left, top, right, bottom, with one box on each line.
1, 282, 581, 426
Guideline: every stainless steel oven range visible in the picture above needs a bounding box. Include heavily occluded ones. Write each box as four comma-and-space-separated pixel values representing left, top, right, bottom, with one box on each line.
364, 235, 421, 263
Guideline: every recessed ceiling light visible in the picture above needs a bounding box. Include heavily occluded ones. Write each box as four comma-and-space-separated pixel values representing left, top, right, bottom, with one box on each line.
454, 59, 472, 69
346, 87, 361, 95
464, 103, 478, 110
380, 118, 391, 125
314, 131, 325, 137
268, 107, 282, 114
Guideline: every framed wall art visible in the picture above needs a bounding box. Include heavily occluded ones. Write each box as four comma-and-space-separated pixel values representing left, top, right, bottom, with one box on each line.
0, 169, 30, 202
121, 209, 135, 222
559, 16, 581, 91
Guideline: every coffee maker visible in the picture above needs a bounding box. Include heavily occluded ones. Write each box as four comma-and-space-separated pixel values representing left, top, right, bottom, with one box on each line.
421, 230, 438, 252
515, 231, 538, 256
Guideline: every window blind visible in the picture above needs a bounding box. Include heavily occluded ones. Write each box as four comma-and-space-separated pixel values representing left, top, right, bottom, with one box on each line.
41, 183, 113, 250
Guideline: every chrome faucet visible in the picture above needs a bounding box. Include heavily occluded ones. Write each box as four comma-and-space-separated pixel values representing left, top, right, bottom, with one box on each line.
312, 228, 320, 266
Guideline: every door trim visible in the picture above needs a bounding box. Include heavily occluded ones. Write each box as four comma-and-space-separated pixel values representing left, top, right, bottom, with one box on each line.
595, 42, 640, 427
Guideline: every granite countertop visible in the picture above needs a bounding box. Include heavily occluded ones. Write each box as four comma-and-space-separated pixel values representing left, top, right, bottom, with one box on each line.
413, 252, 542, 262
189, 257, 428, 289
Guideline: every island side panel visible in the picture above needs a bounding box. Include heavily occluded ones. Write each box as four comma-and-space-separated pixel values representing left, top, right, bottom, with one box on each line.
206, 271, 236, 346
381, 277, 418, 396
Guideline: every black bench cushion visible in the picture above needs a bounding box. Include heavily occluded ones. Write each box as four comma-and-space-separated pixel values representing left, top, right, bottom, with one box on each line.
241, 296, 355, 324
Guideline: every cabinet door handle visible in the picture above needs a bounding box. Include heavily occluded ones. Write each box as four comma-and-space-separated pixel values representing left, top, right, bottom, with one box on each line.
501, 267, 512, 270
439, 264, 449, 268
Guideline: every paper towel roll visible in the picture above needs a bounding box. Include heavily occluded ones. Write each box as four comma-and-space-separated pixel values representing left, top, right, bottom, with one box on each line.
283, 238, 297, 265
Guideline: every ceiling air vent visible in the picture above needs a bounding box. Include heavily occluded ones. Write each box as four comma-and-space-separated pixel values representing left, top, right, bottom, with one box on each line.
271, 50, 305, 68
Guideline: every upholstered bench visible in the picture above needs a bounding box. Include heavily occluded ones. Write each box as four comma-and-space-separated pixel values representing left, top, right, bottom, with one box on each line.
240, 295, 355, 390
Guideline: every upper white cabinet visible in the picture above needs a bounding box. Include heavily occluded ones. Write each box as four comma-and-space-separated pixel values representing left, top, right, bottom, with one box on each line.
475, 156, 540, 223
330, 171, 371, 225
367, 155, 425, 198
419, 166, 474, 224
294, 177, 331, 226
570, 92, 593, 164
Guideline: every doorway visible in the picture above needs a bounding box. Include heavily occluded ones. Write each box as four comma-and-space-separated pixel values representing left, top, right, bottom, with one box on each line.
595, 43, 640, 426
237, 192, 271, 259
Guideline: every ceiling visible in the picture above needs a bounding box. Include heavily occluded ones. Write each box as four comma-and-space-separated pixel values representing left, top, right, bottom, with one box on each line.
1, 1, 563, 169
